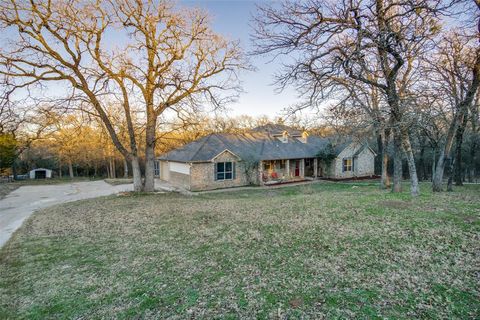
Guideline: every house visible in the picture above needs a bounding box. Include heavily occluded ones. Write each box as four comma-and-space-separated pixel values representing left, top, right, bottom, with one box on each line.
29, 168, 53, 179
157, 124, 376, 191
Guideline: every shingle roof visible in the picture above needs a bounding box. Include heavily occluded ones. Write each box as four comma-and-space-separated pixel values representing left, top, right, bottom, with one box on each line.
158, 125, 343, 162
250, 124, 302, 136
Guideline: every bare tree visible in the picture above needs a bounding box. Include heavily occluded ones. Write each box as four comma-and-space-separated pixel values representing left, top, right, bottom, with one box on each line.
427, 33, 480, 191
251, 0, 452, 196
0, 0, 246, 191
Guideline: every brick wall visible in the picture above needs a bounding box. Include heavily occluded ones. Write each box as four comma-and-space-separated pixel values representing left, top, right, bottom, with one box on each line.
190, 151, 258, 191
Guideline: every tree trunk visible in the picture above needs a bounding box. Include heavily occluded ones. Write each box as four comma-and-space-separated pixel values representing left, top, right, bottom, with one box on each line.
106, 160, 110, 179
379, 129, 390, 189
432, 148, 447, 192
469, 138, 477, 182
392, 129, 403, 193
454, 115, 468, 186
401, 129, 420, 196
143, 110, 157, 193
433, 111, 463, 191
447, 157, 455, 191
11, 161, 17, 180
431, 147, 436, 182
418, 144, 426, 181
68, 160, 74, 178
131, 156, 143, 192
434, 51, 480, 190
123, 157, 129, 178
110, 158, 116, 179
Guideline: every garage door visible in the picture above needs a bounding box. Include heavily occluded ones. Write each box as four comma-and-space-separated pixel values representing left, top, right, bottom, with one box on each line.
169, 162, 190, 175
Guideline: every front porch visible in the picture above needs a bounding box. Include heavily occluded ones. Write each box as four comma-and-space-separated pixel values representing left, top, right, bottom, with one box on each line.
259, 158, 328, 185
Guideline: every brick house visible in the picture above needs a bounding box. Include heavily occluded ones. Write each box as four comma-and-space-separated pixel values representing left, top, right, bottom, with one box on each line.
157, 124, 376, 191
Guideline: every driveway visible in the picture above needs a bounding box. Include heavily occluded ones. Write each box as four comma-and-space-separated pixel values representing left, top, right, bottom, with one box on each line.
0, 180, 133, 248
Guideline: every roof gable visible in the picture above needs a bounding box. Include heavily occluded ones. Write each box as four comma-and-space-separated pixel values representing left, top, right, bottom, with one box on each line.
211, 149, 241, 161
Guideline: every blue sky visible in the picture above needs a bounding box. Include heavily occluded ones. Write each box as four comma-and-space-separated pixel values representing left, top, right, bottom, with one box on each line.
182, 0, 300, 118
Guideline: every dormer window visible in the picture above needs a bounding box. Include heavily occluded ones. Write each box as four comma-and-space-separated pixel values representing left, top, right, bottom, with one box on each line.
276, 130, 288, 143
298, 131, 308, 143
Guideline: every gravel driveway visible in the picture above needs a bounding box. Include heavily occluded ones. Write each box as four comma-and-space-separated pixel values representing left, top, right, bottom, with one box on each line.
0, 180, 133, 248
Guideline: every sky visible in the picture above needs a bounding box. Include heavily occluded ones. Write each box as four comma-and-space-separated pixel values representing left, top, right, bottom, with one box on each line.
0, 0, 303, 122
181, 0, 301, 118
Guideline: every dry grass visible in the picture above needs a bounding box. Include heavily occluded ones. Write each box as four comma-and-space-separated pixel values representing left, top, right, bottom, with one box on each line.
0, 182, 479, 319
0, 183, 20, 199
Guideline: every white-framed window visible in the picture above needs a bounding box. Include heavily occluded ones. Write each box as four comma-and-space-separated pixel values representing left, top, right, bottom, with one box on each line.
215, 161, 234, 180
342, 158, 353, 172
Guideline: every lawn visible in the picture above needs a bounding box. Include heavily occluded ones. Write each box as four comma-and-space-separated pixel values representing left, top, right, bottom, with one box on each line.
0, 182, 479, 319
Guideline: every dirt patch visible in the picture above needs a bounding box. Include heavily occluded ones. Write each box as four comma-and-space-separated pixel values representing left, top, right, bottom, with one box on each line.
289, 298, 304, 308
104, 179, 133, 186
463, 215, 478, 224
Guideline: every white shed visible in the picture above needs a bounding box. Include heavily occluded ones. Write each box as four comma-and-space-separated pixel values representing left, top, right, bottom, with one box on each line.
29, 168, 53, 179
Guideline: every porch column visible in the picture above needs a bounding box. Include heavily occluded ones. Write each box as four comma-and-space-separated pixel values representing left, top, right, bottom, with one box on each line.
259, 160, 263, 185
300, 159, 305, 177
313, 158, 318, 178
285, 159, 290, 178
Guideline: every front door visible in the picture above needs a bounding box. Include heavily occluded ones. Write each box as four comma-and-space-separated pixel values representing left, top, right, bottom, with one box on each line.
294, 160, 300, 177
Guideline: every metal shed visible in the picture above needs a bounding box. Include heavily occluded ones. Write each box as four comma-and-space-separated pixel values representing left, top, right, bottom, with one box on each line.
29, 168, 53, 179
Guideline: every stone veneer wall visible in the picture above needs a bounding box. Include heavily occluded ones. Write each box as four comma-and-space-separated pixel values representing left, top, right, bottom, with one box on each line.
333, 143, 375, 178
190, 151, 257, 191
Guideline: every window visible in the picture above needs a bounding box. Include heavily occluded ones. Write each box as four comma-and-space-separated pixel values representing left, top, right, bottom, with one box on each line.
215, 161, 234, 180
342, 158, 353, 172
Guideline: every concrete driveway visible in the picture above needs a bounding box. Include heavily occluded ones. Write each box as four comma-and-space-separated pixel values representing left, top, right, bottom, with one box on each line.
0, 180, 134, 248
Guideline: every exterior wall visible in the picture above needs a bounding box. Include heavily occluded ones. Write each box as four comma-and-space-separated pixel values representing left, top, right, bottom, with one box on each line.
317, 160, 330, 177
159, 161, 170, 181
162, 161, 191, 189
355, 148, 375, 177
158, 142, 376, 189
190, 151, 254, 191
332, 143, 375, 179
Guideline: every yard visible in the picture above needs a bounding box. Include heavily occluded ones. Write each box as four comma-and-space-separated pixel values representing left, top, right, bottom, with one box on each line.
0, 182, 479, 319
